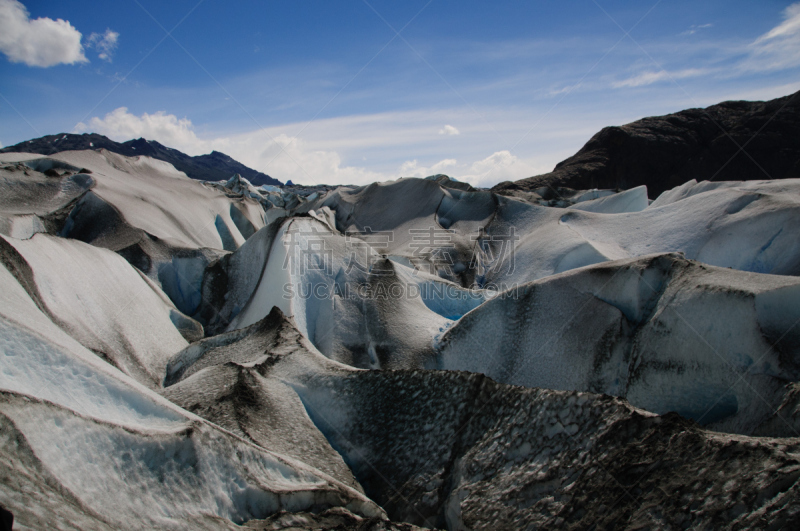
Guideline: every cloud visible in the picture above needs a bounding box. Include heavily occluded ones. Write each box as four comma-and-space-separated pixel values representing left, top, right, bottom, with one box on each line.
74, 107, 566, 188
73, 107, 386, 185
0, 0, 87, 67
460, 150, 539, 188
87, 29, 119, 62
680, 23, 713, 36
249, 133, 384, 186
438, 124, 460, 136
755, 3, 800, 43
75, 107, 210, 155
433, 158, 457, 170
612, 68, 709, 89
399, 158, 457, 176
608, 4, 800, 91
396, 151, 541, 189
745, 2, 800, 71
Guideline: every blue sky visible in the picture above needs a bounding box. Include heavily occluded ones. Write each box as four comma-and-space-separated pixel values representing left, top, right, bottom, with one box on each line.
1, 0, 799, 186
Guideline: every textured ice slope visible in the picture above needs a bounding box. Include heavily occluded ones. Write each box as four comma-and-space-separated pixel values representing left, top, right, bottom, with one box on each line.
0, 150, 267, 327
0, 258, 383, 529
222, 216, 486, 369
308, 177, 800, 287
216, 178, 800, 393
163, 306, 800, 530
163, 308, 365, 493
0, 158, 93, 239
2, 147, 800, 529
0, 150, 265, 250
1, 232, 198, 387
436, 252, 800, 435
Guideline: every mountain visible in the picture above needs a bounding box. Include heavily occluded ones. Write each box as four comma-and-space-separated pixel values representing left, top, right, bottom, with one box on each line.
493, 90, 800, 199
0, 132, 282, 186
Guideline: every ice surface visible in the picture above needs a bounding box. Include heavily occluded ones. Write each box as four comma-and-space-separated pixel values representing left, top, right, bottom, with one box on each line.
225, 217, 486, 369
567, 184, 648, 213
163, 308, 365, 493
212, 177, 800, 429
436, 253, 800, 435
3, 233, 191, 387
315, 177, 800, 289
0, 159, 94, 240
159, 306, 800, 530
1, 148, 800, 529
0, 152, 270, 334
0, 394, 380, 529
0, 260, 382, 528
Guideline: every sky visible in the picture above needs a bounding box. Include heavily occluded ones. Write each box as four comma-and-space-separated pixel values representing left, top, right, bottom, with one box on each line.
1, 1, 799, 187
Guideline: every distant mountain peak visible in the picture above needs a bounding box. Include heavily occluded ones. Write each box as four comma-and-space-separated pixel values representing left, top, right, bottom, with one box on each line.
493, 89, 800, 198
0, 132, 282, 186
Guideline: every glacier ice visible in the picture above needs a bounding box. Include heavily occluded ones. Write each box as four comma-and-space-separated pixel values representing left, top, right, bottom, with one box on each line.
0, 252, 383, 529
436, 253, 800, 435
1, 148, 800, 529
159, 306, 800, 530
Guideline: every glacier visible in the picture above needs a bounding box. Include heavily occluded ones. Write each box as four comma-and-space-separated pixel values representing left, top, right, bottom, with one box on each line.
0, 149, 799, 529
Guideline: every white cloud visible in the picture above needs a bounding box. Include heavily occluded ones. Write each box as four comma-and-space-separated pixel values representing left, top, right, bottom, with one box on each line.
460, 150, 540, 188
74, 107, 571, 188
612, 68, 709, 89
745, 2, 800, 71
87, 28, 119, 62
396, 151, 541, 189
75, 107, 210, 155
248, 133, 384, 186
438, 124, 460, 136
73, 107, 387, 185
398, 158, 457, 177
0, 0, 86, 67
755, 3, 800, 43
611, 4, 800, 90
680, 23, 713, 36
432, 158, 457, 171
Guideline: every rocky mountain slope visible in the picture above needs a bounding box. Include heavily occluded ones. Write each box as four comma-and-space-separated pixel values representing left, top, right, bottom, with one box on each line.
0, 132, 281, 186
1, 146, 799, 529
493, 90, 800, 198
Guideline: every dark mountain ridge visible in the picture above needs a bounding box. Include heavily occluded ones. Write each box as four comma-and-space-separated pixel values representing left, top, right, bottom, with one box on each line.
0, 132, 281, 186
493, 90, 800, 199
